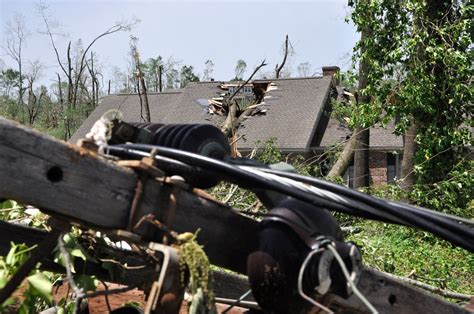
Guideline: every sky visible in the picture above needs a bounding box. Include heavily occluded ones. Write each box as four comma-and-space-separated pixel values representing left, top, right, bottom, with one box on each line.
0, 0, 359, 88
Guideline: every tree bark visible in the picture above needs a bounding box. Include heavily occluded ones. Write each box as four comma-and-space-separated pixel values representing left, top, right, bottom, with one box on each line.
400, 120, 417, 191
327, 131, 356, 178
353, 23, 371, 189
221, 100, 237, 136
275, 35, 289, 79
159, 65, 163, 92
353, 126, 370, 187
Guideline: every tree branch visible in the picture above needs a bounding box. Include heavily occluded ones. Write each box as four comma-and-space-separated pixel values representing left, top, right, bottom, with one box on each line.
227, 59, 267, 105
275, 34, 289, 79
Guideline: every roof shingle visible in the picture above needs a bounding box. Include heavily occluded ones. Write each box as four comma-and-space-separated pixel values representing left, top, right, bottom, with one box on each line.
70, 76, 402, 151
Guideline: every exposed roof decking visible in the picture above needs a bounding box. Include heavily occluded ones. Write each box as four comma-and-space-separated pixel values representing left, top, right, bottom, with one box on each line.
237, 76, 333, 151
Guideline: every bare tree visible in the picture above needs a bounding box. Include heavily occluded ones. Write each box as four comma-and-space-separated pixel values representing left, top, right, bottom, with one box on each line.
275, 35, 289, 79
38, 3, 137, 108
3, 13, 28, 107
38, 2, 138, 137
85, 51, 101, 107
24, 61, 45, 125
130, 36, 151, 123
297, 62, 312, 77
203, 59, 215, 81
234, 59, 247, 81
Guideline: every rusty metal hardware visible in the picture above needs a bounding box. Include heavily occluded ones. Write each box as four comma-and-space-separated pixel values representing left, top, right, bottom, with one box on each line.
144, 242, 183, 314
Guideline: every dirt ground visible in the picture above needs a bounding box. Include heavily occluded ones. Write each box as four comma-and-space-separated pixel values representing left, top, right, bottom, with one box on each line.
53, 282, 248, 313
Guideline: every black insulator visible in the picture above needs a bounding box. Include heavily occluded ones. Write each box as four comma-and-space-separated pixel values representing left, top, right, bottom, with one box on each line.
110, 122, 230, 188
150, 123, 230, 160
247, 199, 361, 313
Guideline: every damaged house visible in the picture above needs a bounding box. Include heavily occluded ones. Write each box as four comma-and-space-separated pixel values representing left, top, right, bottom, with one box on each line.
71, 66, 403, 186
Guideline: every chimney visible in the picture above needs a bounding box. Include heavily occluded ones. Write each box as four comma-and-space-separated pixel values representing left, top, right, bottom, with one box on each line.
322, 66, 340, 85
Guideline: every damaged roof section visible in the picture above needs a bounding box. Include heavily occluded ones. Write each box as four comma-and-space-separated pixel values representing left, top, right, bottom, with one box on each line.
207, 82, 277, 116
71, 75, 401, 153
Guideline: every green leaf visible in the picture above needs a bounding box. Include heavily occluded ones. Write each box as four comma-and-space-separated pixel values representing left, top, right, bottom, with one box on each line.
0, 200, 13, 210
5, 245, 16, 265
27, 272, 52, 304
1, 297, 15, 308
74, 274, 98, 292
70, 246, 87, 261
0, 277, 6, 289
54, 251, 75, 273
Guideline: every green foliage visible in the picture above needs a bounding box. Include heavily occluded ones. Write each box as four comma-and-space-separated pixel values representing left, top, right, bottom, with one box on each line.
178, 231, 217, 314
0, 202, 98, 313
349, 0, 473, 183
233, 59, 247, 81
330, 98, 353, 126
142, 56, 164, 92
0, 68, 21, 97
179, 65, 200, 88
0, 243, 53, 313
409, 160, 473, 217
346, 221, 474, 294
255, 138, 282, 165
0, 200, 48, 229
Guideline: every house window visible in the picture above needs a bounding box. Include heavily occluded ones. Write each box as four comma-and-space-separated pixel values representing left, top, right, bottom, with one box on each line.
243, 86, 253, 94
228, 85, 253, 95
387, 153, 399, 183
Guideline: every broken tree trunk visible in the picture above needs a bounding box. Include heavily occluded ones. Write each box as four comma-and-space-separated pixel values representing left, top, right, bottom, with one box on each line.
353, 126, 370, 188
275, 35, 289, 79
327, 131, 356, 178
138, 74, 151, 123
353, 22, 371, 189
221, 100, 237, 137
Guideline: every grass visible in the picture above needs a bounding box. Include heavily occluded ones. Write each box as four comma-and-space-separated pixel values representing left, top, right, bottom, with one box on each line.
346, 219, 474, 295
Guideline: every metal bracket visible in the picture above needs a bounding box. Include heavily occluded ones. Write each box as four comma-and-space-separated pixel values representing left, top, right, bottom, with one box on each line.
144, 242, 184, 314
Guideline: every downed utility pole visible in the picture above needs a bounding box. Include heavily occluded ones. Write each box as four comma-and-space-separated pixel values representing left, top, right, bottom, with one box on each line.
0, 117, 469, 313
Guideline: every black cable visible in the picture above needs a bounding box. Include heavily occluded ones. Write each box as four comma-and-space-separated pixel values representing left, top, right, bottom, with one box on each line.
105, 146, 220, 188
105, 146, 197, 175
254, 168, 474, 249
109, 144, 474, 252
255, 168, 474, 233
108, 144, 397, 222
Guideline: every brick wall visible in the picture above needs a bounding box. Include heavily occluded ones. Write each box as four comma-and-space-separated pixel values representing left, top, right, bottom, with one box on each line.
369, 151, 387, 185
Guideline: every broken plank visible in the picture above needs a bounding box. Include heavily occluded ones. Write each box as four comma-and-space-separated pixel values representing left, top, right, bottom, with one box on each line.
0, 117, 135, 229
0, 117, 256, 273
327, 267, 469, 314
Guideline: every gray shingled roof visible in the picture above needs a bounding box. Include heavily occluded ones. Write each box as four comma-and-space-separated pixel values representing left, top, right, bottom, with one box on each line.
237, 76, 332, 151
71, 76, 402, 151
319, 118, 403, 150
